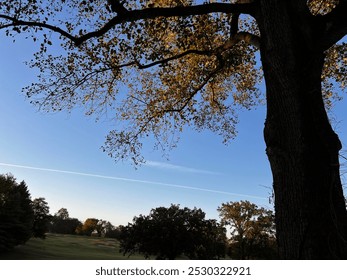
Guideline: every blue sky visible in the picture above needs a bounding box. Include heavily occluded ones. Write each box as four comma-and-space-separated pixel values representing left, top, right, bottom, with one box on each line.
0, 33, 346, 227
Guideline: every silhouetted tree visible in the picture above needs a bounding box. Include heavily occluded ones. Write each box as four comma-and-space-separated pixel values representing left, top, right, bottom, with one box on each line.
0, 174, 34, 252
55, 208, 69, 220
97, 220, 116, 237
119, 204, 227, 259
104, 226, 121, 239
32, 197, 51, 239
49, 208, 82, 234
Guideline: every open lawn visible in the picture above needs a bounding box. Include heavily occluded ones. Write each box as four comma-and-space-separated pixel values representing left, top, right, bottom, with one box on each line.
0, 234, 146, 260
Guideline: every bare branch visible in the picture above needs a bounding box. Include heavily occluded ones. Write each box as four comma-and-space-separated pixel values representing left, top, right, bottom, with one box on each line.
132, 32, 259, 70
136, 49, 213, 69
1, 2, 258, 46
0, 14, 77, 43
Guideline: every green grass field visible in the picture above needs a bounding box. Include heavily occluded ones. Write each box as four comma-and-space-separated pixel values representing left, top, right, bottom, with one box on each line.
0, 234, 146, 260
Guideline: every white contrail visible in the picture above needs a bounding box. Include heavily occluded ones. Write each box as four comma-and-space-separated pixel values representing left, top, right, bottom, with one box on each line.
146, 160, 222, 175
0, 162, 267, 200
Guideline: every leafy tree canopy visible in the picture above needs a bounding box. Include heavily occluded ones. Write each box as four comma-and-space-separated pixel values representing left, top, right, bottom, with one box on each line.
49, 208, 82, 234
119, 204, 227, 259
55, 207, 69, 220
0, 1, 344, 164
218, 200, 276, 259
81, 218, 100, 236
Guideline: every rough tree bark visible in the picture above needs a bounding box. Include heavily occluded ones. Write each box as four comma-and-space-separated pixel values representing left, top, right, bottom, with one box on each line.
257, 0, 347, 259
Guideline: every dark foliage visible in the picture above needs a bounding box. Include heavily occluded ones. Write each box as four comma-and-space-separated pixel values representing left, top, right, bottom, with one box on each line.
0, 174, 34, 252
48, 208, 82, 235
119, 204, 227, 260
104, 227, 121, 239
32, 197, 51, 239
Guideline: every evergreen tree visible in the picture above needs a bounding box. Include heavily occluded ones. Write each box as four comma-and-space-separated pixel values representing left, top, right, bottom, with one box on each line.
0, 174, 34, 252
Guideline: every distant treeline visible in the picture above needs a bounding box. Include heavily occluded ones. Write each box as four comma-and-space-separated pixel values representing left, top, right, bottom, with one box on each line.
1, 172, 278, 259
0, 173, 122, 253
48, 207, 121, 239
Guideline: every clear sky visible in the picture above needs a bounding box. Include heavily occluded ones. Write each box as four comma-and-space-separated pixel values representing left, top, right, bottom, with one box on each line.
0, 33, 346, 227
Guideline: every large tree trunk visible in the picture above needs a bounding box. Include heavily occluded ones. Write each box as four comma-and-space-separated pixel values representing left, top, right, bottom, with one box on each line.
257, 0, 347, 259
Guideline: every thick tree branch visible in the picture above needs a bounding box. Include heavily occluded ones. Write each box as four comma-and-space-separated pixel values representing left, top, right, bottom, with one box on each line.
1, 2, 258, 46
230, 12, 240, 36
319, 0, 347, 50
75, 2, 258, 46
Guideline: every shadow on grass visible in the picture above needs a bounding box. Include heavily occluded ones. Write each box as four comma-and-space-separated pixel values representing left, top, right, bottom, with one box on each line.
0, 233, 146, 260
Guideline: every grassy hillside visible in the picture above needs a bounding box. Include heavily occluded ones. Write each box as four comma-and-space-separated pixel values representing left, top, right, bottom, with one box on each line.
0, 233, 146, 260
